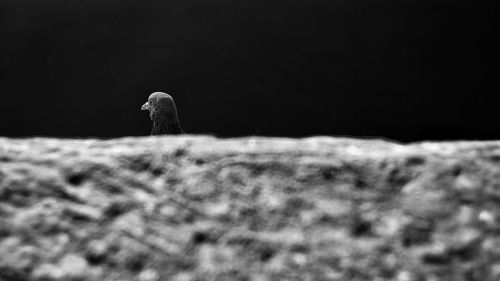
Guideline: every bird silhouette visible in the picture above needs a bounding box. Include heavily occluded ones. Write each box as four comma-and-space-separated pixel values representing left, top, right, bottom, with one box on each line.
141, 92, 184, 135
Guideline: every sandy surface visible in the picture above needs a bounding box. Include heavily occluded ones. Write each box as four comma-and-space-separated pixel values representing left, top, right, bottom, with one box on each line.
0, 136, 499, 281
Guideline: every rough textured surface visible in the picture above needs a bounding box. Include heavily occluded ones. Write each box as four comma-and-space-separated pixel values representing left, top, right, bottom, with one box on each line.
0, 136, 499, 281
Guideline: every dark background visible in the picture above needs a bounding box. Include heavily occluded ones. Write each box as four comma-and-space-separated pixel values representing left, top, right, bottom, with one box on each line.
0, 0, 498, 141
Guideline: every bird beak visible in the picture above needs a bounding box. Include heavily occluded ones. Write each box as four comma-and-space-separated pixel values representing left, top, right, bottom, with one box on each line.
141, 102, 149, 111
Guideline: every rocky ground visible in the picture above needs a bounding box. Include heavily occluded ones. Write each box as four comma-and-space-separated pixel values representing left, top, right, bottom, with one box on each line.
0, 136, 499, 281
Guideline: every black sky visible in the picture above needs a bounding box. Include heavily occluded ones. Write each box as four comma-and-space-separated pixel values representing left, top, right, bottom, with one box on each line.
0, 0, 498, 141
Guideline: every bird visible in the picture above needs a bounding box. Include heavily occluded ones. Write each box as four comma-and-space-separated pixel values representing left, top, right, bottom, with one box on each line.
141, 92, 184, 135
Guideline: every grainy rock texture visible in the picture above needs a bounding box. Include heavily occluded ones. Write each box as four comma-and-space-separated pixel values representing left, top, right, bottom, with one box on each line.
0, 136, 500, 281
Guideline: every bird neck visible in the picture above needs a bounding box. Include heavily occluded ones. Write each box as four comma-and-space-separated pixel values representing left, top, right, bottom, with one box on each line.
151, 115, 183, 135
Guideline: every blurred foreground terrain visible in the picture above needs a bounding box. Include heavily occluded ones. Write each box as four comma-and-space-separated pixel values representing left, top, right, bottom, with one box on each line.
0, 136, 499, 281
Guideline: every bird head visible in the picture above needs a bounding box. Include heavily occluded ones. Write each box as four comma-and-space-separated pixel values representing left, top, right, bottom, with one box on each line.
141, 92, 180, 122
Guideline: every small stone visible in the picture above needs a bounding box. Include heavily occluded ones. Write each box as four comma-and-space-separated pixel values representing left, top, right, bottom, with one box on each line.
396, 270, 418, 281
455, 175, 478, 190
491, 264, 500, 280
139, 269, 159, 281
113, 212, 145, 237
453, 228, 481, 247
456, 206, 476, 224
478, 210, 495, 225
205, 201, 231, 217
197, 244, 217, 272
251, 273, 269, 281
171, 272, 194, 281
64, 203, 102, 221
159, 204, 177, 217
482, 237, 500, 256
291, 253, 307, 266
86, 239, 109, 264
32, 263, 64, 280
58, 254, 90, 279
